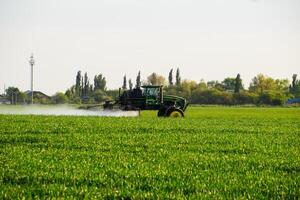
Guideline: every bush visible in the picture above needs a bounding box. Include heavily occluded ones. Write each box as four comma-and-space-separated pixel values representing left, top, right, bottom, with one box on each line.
233, 92, 258, 105
258, 91, 286, 106
51, 93, 68, 104
190, 89, 233, 105
94, 90, 107, 103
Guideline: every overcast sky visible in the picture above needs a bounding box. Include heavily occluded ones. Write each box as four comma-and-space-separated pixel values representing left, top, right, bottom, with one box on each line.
0, 0, 299, 95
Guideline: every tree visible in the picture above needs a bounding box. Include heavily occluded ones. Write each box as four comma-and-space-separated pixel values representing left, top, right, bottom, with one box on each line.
65, 85, 78, 103
290, 74, 300, 97
292, 74, 297, 89
190, 89, 234, 105
136, 71, 141, 89
101, 77, 106, 91
292, 83, 300, 98
222, 78, 236, 91
129, 79, 133, 90
233, 91, 258, 105
207, 80, 224, 91
179, 79, 197, 99
94, 90, 107, 103
147, 73, 166, 85
105, 89, 119, 100
94, 75, 100, 91
122, 75, 127, 89
83, 72, 89, 97
51, 92, 68, 104
249, 74, 273, 93
81, 76, 84, 98
94, 74, 106, 91
221, 75, 243, 93
176, 68, 181, 86
17, 92, 28, 104
147, 73, 157, 85
168, 69, 173, 85
89, 85, 93, 96
249, 74, 289, 94
258, 91, 286, 105
234, 74, 242, 93
5, 87, 20, 104
65, 87, 73, 99
198, 79, 207, 90
75, 71, 82, 97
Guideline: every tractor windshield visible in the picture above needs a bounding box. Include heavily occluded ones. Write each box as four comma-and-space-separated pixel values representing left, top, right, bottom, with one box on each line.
143, 87, 159, 98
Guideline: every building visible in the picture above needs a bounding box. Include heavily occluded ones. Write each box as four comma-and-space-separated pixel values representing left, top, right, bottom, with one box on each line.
25, 91, 51, 103
0, 94, 10, 104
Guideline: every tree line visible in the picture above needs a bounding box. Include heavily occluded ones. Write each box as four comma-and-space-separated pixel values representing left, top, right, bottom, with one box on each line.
3, 69, 300, 105
66, 68, 300, 106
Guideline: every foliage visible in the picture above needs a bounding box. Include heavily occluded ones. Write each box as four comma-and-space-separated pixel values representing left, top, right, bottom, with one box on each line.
93, 89, 108, 103
94, 74, 106, 91
51, 92, 68, 104
5, 87, 20, 104
75, 71, 82, 97
233, 91, 258, 105
168, 69, 173, 85
177, 79, 197, 99
249, 74, 289, 93
198, 79, 207, 90
234, 73, 243, 93
175, 68, 181, 86
258, 91, 287, 106
290, 74, 300, 97
66, 71, 108, 104
147, 73, 166, 86
136, 71, 141, 89
106, 89, 119, 100
0, 107, 299, 198
207, 80, 224, 91
128, 79, 133, 90
190, 89, 233, 105
5, 71, 297, 106
16, 92, 28, 104
122, 75, 127, 90
222, 78, 236, 91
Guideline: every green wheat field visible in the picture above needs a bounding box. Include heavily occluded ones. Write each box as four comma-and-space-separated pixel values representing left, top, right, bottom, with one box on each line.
0, 107, 300, 199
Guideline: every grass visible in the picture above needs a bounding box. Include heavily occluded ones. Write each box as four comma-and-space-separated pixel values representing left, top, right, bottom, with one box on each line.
0, 107, 300, 199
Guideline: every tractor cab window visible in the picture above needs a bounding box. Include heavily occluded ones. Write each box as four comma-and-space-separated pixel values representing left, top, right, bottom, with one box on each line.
143, 87, 159, 98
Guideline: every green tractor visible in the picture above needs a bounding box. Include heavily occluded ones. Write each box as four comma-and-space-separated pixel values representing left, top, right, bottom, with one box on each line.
104, 85, 188, 117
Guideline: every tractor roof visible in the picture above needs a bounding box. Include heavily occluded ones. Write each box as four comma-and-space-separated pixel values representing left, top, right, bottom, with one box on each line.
141, 85, 162, 88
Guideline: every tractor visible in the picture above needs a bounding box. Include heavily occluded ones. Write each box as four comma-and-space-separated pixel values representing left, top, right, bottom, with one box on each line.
103, 85, 188, 117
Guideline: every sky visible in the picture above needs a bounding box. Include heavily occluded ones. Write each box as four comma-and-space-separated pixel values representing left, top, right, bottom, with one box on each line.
0, 0, 299, 95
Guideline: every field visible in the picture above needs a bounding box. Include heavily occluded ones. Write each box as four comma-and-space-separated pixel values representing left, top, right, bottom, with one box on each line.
0, 107, 300, 199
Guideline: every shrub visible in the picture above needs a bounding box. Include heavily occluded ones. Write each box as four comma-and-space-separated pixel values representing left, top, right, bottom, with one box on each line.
190, 89, 234, 105
51, 93, 68, 104
233, 92, 258, 105
258, 91, 286, 106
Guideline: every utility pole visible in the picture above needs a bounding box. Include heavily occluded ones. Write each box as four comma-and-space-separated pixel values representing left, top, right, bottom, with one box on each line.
29, 54, 35, 104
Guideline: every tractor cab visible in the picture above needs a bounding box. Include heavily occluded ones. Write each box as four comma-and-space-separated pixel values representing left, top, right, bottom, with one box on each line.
141, 85, 163, 107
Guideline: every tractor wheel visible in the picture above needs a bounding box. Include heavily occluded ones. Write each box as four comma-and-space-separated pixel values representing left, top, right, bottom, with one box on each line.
166, 108, 184, 118
157, 108, 167, 117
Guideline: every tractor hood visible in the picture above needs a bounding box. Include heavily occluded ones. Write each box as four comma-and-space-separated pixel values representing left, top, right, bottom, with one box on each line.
163, 94, 188, 111
163, 94, 185, 101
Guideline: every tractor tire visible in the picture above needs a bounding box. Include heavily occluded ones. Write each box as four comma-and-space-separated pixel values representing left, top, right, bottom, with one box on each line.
166, 107, 184, 118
